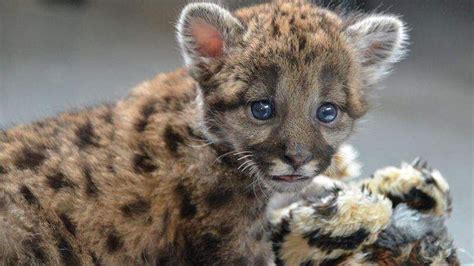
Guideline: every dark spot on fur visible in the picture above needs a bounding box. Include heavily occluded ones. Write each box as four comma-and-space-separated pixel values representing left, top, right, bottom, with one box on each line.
106, 230, 124, 253
103, 112, 113, 124
406, 188, 437, 211
0, 195, 7, 210
120, 199, 151, 217
201, 83, 220, 96
193, 65, 215, 87
163, 96, 172, 104
271, 17, 280, 37
155, 246, 179, 265
145, 216, 153, 225
156, 255, 172, 265
24, 236, 47, 264
388, 188, 437, 212
259, 65, 280, 92
205, 187, 233, 209
254, 230, 264, 242
135, 121, 147, 133
289, 15, 295, 25
91, 252, 102, 266
0, 165, 6, 174
320, 254, 350, 266
15, 147, 46, 170
175, 184, 197, 219
300, 260, 315, 266
59, 213, 77, 236
286, 52, 298, 66
75, 121, 99, 148
160, 208, 170, 235
135, 102, 156, 132
20, 185, 39, 206
83, 167, 99, 197
133, 152, 158, 173
183, 233, 222, 265
305, 228, 369, 251
387, 193, 404, 209
446, 251, 459, 265
163, 125, 185, 155
425, 176, 436, 185
318, 14, 333, 34
299, 35, 307, 51
107, 162, 115, 174
217, 224, 233, 236
304, 51, 317, 64
208, 97, 245, 113
320, 65, 338, 92
271, 218, 291, 265
57, 236, 80, 266
365, 247, 397, 263
46, 173, 75, 191
101, 106, 114, 124
140, 250, 152, 264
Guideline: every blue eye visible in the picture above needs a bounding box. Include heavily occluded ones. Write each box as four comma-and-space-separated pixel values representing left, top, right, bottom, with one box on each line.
316, 103, 338, 123
251, 100, 273, 120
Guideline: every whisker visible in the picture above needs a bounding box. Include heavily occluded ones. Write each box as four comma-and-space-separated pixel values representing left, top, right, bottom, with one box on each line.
213, 150, 238, 165
238, 160, 253, 171
234, 151, 253, 156
237, 154, 253, 161
256, 175, 269, 200
186, 141, 214, 148
241, 161, 256, 173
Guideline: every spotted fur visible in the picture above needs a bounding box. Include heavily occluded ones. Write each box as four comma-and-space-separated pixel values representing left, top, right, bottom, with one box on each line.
0, 1, 408, 264
268, 161, 459, 265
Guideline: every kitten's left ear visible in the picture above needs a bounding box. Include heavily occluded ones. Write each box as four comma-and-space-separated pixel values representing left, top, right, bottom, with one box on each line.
346, 15, 408, 85
177, 3, 244, 67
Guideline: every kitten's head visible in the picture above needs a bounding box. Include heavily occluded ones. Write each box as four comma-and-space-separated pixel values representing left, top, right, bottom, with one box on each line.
177, 0, 407, 192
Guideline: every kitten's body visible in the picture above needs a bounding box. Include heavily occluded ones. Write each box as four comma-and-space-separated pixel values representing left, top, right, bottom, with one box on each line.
0, 0, 408, 264
0, 70, 275, 265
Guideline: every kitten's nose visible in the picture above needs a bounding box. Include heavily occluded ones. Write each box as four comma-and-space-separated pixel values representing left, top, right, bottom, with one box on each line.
282, 152, 313, 169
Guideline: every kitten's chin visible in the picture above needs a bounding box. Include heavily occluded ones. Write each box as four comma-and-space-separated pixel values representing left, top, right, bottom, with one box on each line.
263, 177, 315, 193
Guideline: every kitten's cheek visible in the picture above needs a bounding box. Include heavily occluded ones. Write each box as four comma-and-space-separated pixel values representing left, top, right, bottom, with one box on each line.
320, 119, 354, 146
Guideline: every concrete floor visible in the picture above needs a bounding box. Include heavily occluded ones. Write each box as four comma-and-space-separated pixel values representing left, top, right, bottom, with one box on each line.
1, 0, 472, 262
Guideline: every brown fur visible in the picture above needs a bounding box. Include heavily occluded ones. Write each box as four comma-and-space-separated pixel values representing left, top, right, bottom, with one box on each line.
0, 1, 407, 264
1, 69, 270, 265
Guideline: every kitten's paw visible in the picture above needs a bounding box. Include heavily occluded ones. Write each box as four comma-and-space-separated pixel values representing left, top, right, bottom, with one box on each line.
267, 176, 392, 265
362, 158, 451, 216
323, 144, 362, 180
368, 204, 459, 265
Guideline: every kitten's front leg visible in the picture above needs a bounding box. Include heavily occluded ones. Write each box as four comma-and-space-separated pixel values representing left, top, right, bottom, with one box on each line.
323, 144, 362, 180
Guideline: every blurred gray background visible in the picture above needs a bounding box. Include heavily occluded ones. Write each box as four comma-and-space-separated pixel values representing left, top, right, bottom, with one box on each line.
0, 0, 472, 262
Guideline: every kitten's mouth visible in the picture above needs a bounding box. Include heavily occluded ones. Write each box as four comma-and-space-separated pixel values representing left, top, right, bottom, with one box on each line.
272, 175, 310, 183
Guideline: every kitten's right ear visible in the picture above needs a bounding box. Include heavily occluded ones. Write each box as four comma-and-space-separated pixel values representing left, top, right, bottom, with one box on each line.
345, 15, 408, 86
177, 3, 244, 67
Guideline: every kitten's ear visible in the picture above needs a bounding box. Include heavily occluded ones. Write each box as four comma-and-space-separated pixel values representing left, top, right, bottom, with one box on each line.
346, 15, 408, 85
177, 3, 244, 66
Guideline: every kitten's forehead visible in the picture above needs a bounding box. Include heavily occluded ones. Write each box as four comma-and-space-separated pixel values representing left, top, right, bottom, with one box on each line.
236, 1, 344, 42
231, 0, 353, 89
